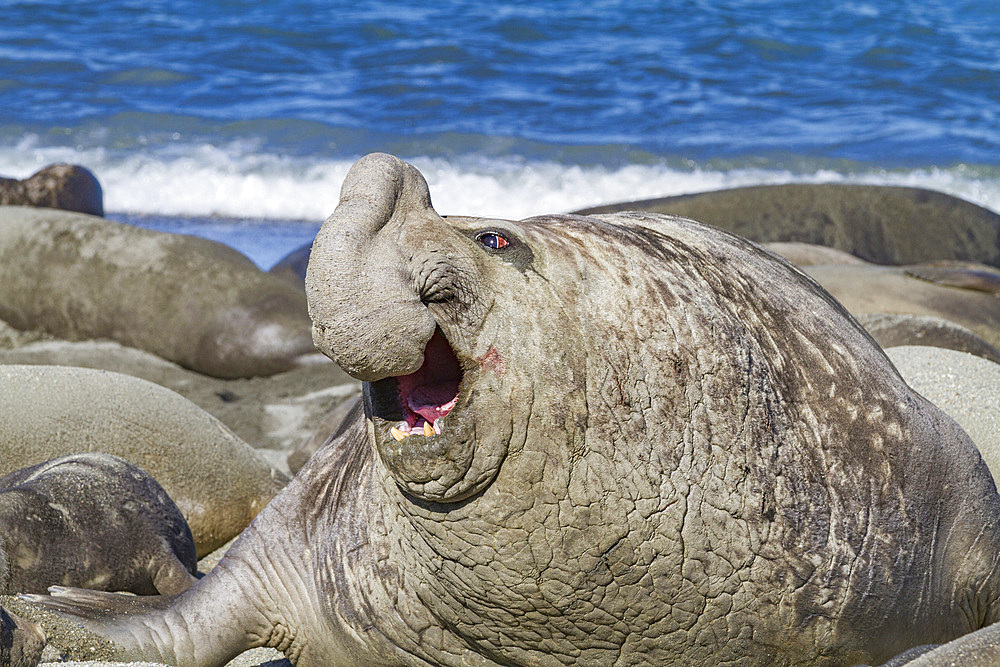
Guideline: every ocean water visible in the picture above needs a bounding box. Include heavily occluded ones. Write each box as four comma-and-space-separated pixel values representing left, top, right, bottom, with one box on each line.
2, 0, 999, 268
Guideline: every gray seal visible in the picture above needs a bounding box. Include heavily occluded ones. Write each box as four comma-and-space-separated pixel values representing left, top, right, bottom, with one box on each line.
886, 345, 1000, 489
0, 164, 103, 217
0, 206, 314, 378
1, 453, 197, 596
574, 183, 1000, 267
858, 313, 1000, 364
0, 365, 288, 557
24, 154, 1000, 665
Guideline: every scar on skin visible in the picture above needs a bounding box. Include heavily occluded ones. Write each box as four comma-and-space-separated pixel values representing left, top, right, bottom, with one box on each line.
477, 346, 506, 377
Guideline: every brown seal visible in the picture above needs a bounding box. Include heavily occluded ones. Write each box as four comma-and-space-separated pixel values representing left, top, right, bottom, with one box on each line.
1, 453, 197, 596
575, 183, 1000, 267
0, 365, 288, 557
0, 205, 314, 378
0, 164, 103, 217
804, 262, 1000, 352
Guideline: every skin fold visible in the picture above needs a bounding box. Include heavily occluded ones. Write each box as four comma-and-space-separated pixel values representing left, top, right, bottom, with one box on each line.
23, 153, 1000, 666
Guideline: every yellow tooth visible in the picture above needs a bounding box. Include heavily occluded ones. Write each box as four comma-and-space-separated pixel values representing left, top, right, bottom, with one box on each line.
423, 422, 434, 437
391, 426, 409, 441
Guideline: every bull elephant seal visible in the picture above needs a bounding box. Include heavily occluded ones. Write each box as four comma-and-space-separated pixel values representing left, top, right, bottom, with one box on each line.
0, 365, 288, 557
0, 605, 45, 667
23, 154, 1000, 665
1, 453, 197, 596
886, 346, 1000, 488
0, 206, 314, 378
0, 164, 103, 217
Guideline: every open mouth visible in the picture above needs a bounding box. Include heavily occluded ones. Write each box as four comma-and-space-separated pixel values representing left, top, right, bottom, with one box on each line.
383, 328, 463, 440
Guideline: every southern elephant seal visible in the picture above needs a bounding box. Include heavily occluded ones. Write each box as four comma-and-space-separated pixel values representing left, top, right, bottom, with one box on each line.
0, 206, 314, 378
23, 154, 1000, 665
761, 240, 867, 266
0, 164, 103, 217
0, 605, 45, 667
574, 183, 1000, 267
0, 336, 357, 474
803, 261, 1000, 352
286, 394, 362, 474
858, 313, 1000, 364
0, 365, 288, 557
753, 244, 1000, 363
1, 453, 197, 596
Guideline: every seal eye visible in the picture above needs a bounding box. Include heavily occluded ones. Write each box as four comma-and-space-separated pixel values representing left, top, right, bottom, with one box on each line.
476, 231, 509, 250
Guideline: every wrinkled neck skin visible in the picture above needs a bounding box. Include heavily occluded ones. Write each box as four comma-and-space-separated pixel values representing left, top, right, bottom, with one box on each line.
303, 154, 1000, 665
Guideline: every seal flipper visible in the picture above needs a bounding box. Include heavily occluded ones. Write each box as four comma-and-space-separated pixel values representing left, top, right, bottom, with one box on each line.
20, 511, 314, 666
20, 569, 264, 666
22, 585, 176, 617
150, 552, 199, 596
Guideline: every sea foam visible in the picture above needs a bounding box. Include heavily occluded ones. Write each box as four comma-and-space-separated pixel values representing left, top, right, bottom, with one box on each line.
3, 138, 998, 224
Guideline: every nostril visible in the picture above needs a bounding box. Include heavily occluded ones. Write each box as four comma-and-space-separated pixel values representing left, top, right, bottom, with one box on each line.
417, 260, 457, 304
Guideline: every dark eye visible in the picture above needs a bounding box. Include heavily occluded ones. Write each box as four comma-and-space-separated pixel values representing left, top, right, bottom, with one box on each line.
476, 231, 509, 250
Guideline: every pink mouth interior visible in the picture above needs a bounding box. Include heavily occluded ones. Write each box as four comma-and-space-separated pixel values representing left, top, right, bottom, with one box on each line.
396, 329, 462, 428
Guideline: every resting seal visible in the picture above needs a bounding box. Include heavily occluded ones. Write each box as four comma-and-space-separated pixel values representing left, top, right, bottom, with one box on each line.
25, 154, 1000, 665
0, 206, 314, 378
0, 164, 103, 217
0, 365, 288, 556
574, 183, 1000, 267
1, 453, 197, 596
803, 261, 1000, 352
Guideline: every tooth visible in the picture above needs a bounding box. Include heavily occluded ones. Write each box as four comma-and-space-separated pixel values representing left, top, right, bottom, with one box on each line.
423, 422, 434, 437
391, 426, 409, 441
432, 418, 442, 435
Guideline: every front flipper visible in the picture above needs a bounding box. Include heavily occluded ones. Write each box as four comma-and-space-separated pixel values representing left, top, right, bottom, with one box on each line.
19, 587, 178, 657
19, 519, 302, 667
22, 585, 174, 618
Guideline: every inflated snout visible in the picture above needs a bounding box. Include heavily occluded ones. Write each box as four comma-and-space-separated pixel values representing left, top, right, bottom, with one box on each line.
305, 153, 439, 381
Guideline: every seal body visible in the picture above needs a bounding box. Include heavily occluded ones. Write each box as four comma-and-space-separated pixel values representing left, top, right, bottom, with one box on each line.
804, 262, 1000, 352
24, 154, 1000, 666
0, 163, 103, 217
0, 453, 197, 596
0, 605, 45, 667
0, 206, 314, 378
574, 183, 1000, 267
0, 365, 287, 557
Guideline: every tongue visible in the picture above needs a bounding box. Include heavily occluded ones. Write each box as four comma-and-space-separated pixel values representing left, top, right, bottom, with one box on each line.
407, 393, 458, 423
396, 328, 461, 424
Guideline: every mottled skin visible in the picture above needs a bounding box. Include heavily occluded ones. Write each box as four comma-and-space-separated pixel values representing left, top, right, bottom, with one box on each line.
0, 163, 103, 217
0, 453, 197, 596
24, 154, 1000, 665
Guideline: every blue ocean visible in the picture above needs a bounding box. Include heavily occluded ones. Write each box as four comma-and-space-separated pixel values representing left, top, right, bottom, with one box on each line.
2, 0, 998, 269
